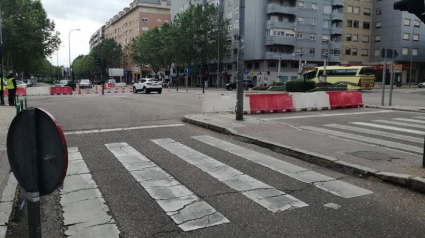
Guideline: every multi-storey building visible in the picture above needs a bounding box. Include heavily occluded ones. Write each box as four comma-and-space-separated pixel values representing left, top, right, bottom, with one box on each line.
89, 25, 105, 50
103, 0, 171, 82
370, 0, 425, 85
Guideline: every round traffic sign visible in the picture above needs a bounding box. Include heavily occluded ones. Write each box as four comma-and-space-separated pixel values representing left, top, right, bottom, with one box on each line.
7, 108, 68, 196
184, 67, 191, 74
244, 70, 249, 75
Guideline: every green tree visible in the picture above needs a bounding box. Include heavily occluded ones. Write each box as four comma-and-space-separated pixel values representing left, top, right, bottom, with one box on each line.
91, 39, 123, 69
3, 0, 61, 77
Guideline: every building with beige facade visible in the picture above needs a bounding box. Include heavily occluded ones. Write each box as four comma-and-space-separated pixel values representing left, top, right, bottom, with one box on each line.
341, 0, 373, 65
104, 0, 171, 82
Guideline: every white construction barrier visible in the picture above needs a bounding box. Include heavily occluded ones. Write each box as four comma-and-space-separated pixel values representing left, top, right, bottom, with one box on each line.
202, 94, 251, 114
290, 92, 331, 111
26, 87, 51, 96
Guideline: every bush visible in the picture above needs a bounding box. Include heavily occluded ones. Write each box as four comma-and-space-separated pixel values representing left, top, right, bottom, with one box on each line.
286, 80, 316, 92
250, 86, 270, 91
271, 82, 286, 87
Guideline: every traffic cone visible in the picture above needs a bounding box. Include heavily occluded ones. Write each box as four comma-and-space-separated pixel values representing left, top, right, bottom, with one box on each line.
129, 86, 133, 93
95, 85, 98, 94
168, 85, 170, 92
107, 85, 111, 93
114, 86, 119, 93
122, 86, 125, 93
86, 87, 90, 94
78, 86, 82, 95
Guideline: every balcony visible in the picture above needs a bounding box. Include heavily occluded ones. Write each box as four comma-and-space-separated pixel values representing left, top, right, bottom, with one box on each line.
266, 35, 296, 46
331, 12, 343, 21
332, 0, 344, 7
266, 20, 296, 30
330, 27, 343, 35
267, 3, 296, 16
265, 52, 294, 61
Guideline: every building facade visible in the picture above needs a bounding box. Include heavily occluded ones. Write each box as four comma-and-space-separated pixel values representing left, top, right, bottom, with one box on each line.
103, 0, 171, 82
89, 25, 105, 50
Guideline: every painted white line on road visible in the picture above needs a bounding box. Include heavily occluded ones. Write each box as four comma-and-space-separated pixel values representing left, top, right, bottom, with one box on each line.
393, 118, 425, 124
301, 126, 423, 154
61, 148, 120, 238
263, 110, 393, 120
152, 138, 308, 212
105, 143, 229, 231
351, 122, 425, 135
373, 120, 425, 130
414, 117, 425, 120
325, 124, 423, 143
0, 174, 18, 238
192, 135, 373, 198
64, 124, 185, 135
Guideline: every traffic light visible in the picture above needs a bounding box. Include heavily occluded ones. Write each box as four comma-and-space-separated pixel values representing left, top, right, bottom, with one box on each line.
96, 57, 101, 66
394, 0, 425, 22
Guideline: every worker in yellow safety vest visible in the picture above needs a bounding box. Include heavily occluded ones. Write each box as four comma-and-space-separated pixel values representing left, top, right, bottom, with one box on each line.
6, 73, 16, 106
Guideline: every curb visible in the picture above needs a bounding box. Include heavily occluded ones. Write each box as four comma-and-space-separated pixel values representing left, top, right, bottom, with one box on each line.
365, 105, 425, 113
184, 115, 425, 194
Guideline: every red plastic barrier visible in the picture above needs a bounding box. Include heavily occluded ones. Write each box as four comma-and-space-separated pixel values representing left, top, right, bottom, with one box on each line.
50, 86, 72, 95
16, 88, 26, 96
326, 92, 345, 109
62, 87, 73, 95
107, 83, 115, 88
50, 87, 60, 95
326, 91, 364, 109
246, 94, 294, 113
3, 88, 8, 96
349, 91, 364, 107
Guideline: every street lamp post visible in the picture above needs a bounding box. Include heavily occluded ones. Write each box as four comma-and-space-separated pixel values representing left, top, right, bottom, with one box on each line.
49, 56, 53, 81
277, 54, 282, 82
322, 51, 329, 83
69, 29, 81, 81
298, 53, 304, 79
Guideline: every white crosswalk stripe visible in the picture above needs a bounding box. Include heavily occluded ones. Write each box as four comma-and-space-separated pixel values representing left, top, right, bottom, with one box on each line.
325, 124, 423, 143
61, 148, 120, 238
373, 120, 425, 130
192, 135, 373, 199
300, 126, 423, 154
152, 138, 309, 213
393, 118, 425, 124
414, 117, 425, 120
105, 143, 229, 232
350, 122, 425, 135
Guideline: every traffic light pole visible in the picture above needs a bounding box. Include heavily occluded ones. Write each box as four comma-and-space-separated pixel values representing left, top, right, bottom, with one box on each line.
0, 0, 4, 105
236, 0, 245, 121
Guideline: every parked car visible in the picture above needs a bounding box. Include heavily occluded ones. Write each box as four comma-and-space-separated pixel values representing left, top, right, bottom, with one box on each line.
54, 80, 77, 91
16, 80, 27, 89
79, 79, 92, 88
23, 79, 33, 87
225, 80, 255, 91
133, 78, 162, 94
419, 82, 425, 88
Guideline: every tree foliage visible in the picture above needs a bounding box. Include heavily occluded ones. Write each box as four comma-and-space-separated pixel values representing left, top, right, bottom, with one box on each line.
3, 0, 61, 76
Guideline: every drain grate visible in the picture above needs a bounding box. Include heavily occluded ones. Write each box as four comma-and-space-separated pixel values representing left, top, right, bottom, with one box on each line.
348, 151, 401, 162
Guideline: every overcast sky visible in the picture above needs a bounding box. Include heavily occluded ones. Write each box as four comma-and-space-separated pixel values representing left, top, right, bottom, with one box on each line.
41, 0, 131, 67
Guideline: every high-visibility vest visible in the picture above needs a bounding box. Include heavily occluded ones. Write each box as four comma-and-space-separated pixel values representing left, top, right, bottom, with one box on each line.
6, 78, 14, 90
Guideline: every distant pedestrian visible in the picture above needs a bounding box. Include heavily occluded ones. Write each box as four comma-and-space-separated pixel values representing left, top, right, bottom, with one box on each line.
6, 73, 16, 106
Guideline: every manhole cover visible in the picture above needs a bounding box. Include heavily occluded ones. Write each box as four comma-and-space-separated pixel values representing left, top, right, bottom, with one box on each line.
348, 151, 400, 162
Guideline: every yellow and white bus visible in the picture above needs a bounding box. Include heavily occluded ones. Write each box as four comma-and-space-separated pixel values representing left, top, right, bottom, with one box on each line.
303, 66, 375, 90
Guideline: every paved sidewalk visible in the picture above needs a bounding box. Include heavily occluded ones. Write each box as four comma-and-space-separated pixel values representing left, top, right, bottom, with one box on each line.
0, 107, 15, 198
185, 113, 425, 193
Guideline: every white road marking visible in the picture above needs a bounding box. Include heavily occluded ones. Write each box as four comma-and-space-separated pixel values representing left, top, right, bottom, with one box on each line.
414, 117, 425, 120
325, 124, 423, 143
373, 120, 425, 130
0, 174, 18, 238
61, 148, 120, 238
393, 118, 425, 124
350, 122, 425, 135
301, 126, 423, 154
192, 136, 373, 198
105, 143, 229, 231
263, 110, 393, 120
64, 124, 185, 135
152, 139, 308, 212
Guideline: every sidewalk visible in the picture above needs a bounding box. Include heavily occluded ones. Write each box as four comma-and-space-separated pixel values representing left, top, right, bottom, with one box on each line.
185, 113, 425, 193
0, 106, 15, 197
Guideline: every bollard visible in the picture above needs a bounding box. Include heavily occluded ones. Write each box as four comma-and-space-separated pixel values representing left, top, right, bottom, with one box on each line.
16, 104, 20, 115
25, 97, 27, 109
20, 99, 23, 112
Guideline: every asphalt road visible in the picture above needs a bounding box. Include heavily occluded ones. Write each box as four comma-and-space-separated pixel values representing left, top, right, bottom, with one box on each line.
7, 90, 425, 237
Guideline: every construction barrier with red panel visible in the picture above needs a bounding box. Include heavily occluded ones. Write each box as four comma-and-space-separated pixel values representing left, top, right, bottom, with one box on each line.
63, 87, 73, 95
326, 91, 345, 109
107, 83, 115, 88
16, 88, 27, 96
326, 91, 364, 109
245, 94, 294, 113
50, 87, 72, 95
348, 91, 364, 107
3, 89, 8, 96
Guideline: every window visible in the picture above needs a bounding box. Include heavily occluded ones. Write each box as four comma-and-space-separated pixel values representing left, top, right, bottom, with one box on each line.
352, 48, 357, 56
413, 48, 418, 56
296, 48, 303, 54
332, 49, 341, 55
362, 35, 369, 43
157, 19, 162, 22
363, 22, 370, 29
374, 49, 380, 56
404, 18, 411, 26
361, 49, 368, 56
403, 33, 410, 40
234, 20, 239, 29
141, 18, 149, 22
353, 34, 358, 42
298, 17, 304, 24
310, 33, 316, 40
347, 20, 352, 27
353, 20, 359, 28
298, 1, 304, 8
403, 47, 409, 55
323, 20, 330, 28
348, 6, 353, 13
322, 34, 329, 43
311, 3, 317, 10
141, 8, 148, 12
375, 21, 382, 28
268, 62, 277, 68
364, 8, 371, 16
310, 48, 315, 54
354, 7, 360, 14
376, 8, 382, 15
346, 34, 352, 41
292, 62, 300, 69
297, 33, 303, 39
165, 19, 170, 23
413, 34, 419, 41
415, 20, 421, 27
375, 35, 381, 42
311, 19, 317, 25
234, 8, 239, 15
323, 5, 332, 14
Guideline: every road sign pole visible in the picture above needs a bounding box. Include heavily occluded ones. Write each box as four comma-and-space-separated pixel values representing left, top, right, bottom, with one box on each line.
23, 109, 42, 238
381, 50, 387, 106
186, 74, 188, 93
423, 135, 425, 168
389, 56, 395, 106
236, 0, 245, 121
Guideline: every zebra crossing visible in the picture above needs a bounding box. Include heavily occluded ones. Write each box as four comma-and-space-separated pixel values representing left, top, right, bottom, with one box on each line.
300, 116, 425, 155
61, 135, 373, 236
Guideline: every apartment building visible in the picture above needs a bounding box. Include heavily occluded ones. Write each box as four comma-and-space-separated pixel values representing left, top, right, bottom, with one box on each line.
370, 0, 425, 85
89, 25, 105, 50
103, 0, 171, 82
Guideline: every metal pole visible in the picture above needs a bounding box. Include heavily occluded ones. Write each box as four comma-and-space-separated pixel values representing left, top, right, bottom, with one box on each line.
381, 49, 387, 106
298, 54, 302, 79
216, 1, 220, 89
23, 109, 42, 238
323, 55, 327, 83
56, 51, 59, 81
236, 0, 245, 121
277, 55, 281, 81
389, 55, 394, 106
186, 74, 188, 93
0, 0, 4, 105
423, 135, 425, 168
